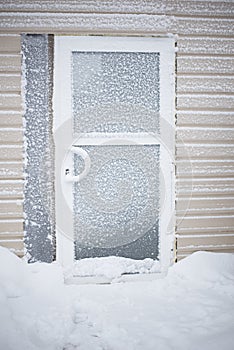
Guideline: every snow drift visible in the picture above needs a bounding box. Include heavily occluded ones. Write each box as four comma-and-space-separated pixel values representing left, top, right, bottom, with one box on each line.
0, 246, 234, 350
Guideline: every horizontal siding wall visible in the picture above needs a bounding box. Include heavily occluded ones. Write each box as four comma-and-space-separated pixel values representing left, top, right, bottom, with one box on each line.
175, 2, 234, 259
0, 34, 24, 257
0, 0, 233, 260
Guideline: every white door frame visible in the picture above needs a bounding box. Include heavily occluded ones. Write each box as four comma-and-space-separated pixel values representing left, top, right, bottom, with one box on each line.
53, 36, 175, 271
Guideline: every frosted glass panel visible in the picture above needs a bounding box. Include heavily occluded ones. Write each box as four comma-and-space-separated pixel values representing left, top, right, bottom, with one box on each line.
73, 145, 160, 260
72, 52, 160, 133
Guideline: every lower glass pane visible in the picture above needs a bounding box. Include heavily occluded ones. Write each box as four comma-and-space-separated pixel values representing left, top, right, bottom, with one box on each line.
74, 144, 160, 260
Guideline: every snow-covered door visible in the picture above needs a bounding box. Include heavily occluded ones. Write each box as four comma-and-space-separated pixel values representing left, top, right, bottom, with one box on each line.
54, 36, 175, 271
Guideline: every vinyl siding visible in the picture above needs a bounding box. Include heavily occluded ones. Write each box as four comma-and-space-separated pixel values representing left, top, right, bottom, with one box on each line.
0, 0, 233, 260
175, 2, 234, 259
0, 34, 24, 257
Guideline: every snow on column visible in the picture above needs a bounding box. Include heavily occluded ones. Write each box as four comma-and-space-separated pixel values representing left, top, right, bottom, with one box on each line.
22, 34, 55, 262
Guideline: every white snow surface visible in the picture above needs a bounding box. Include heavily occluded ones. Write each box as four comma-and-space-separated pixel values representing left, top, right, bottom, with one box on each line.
0, 247, 234, 350
68, 256, 161, 279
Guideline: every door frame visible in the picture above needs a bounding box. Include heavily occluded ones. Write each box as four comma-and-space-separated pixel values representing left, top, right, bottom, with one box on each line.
53, 35, 175, 271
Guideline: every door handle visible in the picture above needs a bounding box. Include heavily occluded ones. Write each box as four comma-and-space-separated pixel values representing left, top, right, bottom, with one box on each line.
65, 146, 91, 182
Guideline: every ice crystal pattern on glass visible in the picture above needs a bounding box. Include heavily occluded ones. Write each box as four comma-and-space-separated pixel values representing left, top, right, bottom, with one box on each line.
74, 145, 160, 260
22, 34, 55, 262
72, 52, 160, 133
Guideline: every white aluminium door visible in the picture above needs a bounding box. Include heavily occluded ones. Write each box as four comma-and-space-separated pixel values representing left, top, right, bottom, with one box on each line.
54, 36, 175, 272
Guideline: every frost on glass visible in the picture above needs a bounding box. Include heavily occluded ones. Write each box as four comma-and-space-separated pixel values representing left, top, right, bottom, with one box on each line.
74, 145, 160, 260
72, 52, 160, 134
22, 34, 55, 262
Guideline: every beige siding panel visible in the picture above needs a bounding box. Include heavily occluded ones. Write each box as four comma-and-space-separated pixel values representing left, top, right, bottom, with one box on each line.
0, 0, 233, 17
176, 16, 234, 262
176, 112, 234, 127
177, 94, 234, 110
176, 197, 234, 215
0, 128, 23, 144
0, 36, 23, 255
0, 13, 172, 34
0, 112, 22, 127
0, 145, 23, 160
177, 57, 234, 75
0, 35, 21, 53
0, 220, 23, 233
0, 161, 23, 179
177, 128, 234, 143
152, 0, 234, 17
177, 37, 234, 55
176, 17, 234, 36
0, 74, 21, 92
0, 233, 24, 240
0, 55, 21, 72
177, 76, 234, 94
177, 161, 234, 178
177, 236, 234, 249
177, 227, 234, 235
0, 34, 23, 256
0, 93, 22, 110
177, 178, 234, 196
177, 216, 234, 230
0, 181, 23, 199
176, 144, 234, 160
0, 13, 234, 36
0, 200, 23, 218
0, 239, 24, 251
177, 246, 234, 259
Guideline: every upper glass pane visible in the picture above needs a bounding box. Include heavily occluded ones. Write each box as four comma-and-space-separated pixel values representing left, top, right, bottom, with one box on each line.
72, 52, 160, 134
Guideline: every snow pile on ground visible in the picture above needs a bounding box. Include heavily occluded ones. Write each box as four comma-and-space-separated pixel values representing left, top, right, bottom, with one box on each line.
0, 247, 234, 350
69, 256, 161, 279
0, 247, 74, 350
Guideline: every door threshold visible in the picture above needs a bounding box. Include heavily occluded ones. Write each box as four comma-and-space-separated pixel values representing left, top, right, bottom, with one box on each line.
65, 271, 167, 285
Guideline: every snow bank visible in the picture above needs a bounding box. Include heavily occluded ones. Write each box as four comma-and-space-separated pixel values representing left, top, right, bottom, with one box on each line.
0, 246, 234, 350
0, 246, 31, 298
171, 250, 234, 283
0, 247, 74, 350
